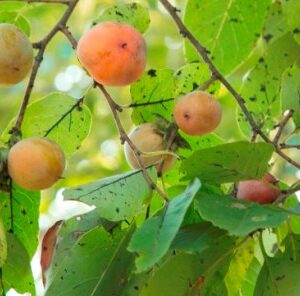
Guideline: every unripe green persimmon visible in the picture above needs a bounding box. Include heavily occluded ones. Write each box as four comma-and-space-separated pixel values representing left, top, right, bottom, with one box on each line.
0, 23, 33, 86
8, 137, 65, 191
124, 123, 176, 173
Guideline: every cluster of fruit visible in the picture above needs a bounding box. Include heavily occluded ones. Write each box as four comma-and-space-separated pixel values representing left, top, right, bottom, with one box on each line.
0, 21, 279, 204
0, 23, 65, 191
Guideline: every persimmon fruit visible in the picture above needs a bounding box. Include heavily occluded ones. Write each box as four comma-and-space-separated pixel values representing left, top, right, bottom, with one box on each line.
0, 23, 33, 86
77, 21, 146, 86
236, 173, 280, 204
8, 137, 65, 191
124, 123, 176, 173
174, 91, 222, 136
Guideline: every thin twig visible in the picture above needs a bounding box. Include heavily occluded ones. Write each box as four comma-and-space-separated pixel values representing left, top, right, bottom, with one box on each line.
273, 110, 294, 145
275, 183, 300, 204
9, 0, 80, 138
200, 74, 217, 91
157, 125, 178, 177
279, 144, 300, 150
125, 98, 174, 108
59, 25, 78, 49
159, 0, 300, 170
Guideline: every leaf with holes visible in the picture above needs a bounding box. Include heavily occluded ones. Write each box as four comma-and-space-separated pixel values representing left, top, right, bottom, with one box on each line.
281, 65, 300, 127
45, 226, 135, 296
1, 93, 92, 157
130, 69, 175, 124
63, 168, 156, 222
0, 184, 40, 258
238, 33, 300, 136
94, 3, 150, 33
282, 0, 300, 46
184, 0, 271, 74
174, 63, 212, 96
181, 142, 274, 184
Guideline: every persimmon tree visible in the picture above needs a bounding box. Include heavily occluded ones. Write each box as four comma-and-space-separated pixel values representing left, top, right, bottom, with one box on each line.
1, 0, 300, 295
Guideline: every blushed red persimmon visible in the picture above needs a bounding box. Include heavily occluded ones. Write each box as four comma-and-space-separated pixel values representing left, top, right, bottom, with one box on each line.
236, 173, 280, 204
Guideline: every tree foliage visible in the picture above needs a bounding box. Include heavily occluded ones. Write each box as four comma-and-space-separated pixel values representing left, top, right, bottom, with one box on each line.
0, 0, 300, 295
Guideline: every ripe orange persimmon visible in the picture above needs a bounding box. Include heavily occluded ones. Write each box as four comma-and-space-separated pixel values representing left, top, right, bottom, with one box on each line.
0, 23, 33, 86
174, 91, 222, 136
8, 137, 65, 191
77, 22, 146, 86
124, 123, 176, 173
236, 173, 280, 204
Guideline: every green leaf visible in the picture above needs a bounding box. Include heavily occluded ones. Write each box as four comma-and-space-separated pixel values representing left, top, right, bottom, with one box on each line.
224, 238, 258, 296
285, 195, 300, 234
184, 0, 271, 74
46, 226, 135, 296
128, 179, 201, 272
138, 237, 235, 296
47, 211, 116, 284
254, 235, 300, 295
0, 11, 31, 36
164, 133, 224, 186
171, 223, 229, 254
130, 69, 175, 124
263, 2, 289, 44
195, 186, 293, 236
238, 33, 300, 135
282, 0, 300, 46
281, 65, 300, 127
0, 184, 40, 258
241, 258, 262, 296
94, 3, 150, 33
63, 168, 156, 222
0, 219, 7, 268
174, 63, 211, 96
2, 234, 35, 296
181, 142, 274, 184
2, 93, 92, 157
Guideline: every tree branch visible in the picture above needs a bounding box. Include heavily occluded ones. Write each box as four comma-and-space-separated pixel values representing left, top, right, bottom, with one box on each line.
9, 0, 80, 139
273, 110, 294, 145
159, 0, 300, 170
275, 183, 300, 204
59, 25, 78, 49
280, 144, 300, 150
